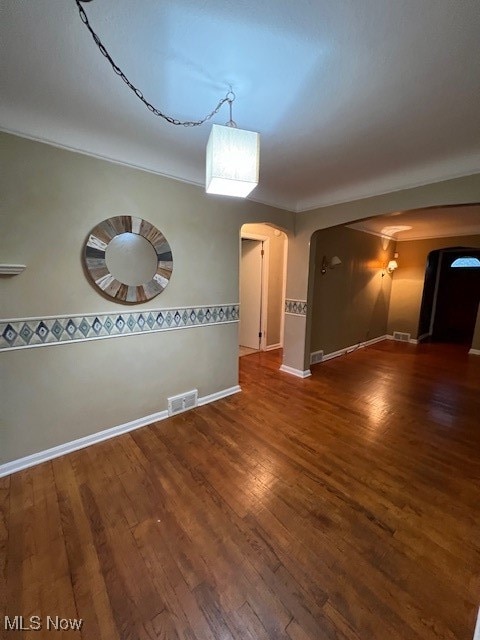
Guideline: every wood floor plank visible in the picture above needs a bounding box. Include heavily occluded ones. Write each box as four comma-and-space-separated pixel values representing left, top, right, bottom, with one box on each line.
52, 456, 119, 640
1, 343, 479, 639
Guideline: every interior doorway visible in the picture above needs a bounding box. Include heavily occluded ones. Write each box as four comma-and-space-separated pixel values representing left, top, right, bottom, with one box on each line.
418, 247, 480, 345
239, 224, 287, 357
239, 238, 264, 352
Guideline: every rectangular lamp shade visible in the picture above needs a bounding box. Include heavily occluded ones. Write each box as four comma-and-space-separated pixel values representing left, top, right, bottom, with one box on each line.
206, 124, 260, 198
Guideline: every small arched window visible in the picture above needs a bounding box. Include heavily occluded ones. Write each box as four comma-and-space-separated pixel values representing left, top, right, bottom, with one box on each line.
450, 256, 480, 268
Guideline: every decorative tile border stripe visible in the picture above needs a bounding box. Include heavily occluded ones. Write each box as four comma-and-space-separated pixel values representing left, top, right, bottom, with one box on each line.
0, 304, 239, 352
285, 299, 307, 315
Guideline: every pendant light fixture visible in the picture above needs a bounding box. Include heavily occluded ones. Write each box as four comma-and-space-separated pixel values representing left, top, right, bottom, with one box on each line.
75, 0, 260, 199
206, 92, 260, 198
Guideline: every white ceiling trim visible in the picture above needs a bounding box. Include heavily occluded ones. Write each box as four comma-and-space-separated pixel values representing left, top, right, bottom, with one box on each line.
3, 0, 480, 213
0, 125, 299, 213
395, 229, 480, 242
347, 225, 480, 243
3, 125, 480, 215
0, 125, 202, 186
346, 227, 397, 241
295, 167, 480, 213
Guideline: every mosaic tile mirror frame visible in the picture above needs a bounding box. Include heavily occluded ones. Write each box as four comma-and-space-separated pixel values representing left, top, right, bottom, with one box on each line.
84, 216, 173, 303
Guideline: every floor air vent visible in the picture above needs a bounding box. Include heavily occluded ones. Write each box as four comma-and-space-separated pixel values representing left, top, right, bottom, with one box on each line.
310, 350, 324, 364
393, 331, 411, 342
168, 389, 198, 416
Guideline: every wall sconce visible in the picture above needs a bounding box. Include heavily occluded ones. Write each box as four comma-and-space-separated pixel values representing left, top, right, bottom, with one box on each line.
321, 255, 342, 275
383, 252, 399, 276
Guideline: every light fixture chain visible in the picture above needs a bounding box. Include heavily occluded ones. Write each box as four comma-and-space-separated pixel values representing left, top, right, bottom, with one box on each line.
75, 0, 231, 127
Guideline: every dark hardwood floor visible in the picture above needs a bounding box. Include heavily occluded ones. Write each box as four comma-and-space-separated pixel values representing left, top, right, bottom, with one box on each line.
1, 342, 480, 639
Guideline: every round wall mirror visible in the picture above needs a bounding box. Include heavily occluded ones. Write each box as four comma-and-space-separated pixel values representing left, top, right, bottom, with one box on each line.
105, 233, 158, 286
84, 216, 173, 303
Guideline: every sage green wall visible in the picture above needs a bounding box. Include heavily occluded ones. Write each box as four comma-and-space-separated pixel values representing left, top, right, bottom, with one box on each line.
241, 223, 286, 347
387, 234, 480, 339
310, 228, 395, 355
0, 132, 293, 466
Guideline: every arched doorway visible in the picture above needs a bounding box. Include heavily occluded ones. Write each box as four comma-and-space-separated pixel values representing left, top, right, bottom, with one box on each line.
239, 223, 288, 357
418, 247, 480, 345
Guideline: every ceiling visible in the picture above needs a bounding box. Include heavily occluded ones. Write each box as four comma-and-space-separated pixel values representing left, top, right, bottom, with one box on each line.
1, 0, 480, 212
348, 204, 480, 241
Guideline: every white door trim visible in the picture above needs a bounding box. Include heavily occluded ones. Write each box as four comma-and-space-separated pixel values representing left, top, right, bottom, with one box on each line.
241, 232, 269, 351
280, 235, 288, 348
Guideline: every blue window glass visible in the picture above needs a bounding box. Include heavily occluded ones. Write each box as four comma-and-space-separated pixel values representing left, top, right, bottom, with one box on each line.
450, 256, 480, 268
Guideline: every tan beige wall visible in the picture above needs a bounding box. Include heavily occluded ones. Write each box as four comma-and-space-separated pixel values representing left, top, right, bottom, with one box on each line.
387, 235, 480, 339
0, 132, 293, 465
241, 223, 286, 347
310, 228, 395, 355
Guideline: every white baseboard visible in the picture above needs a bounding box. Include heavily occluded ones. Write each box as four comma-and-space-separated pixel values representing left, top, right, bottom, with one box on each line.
0, 385, 241, 478
279, 364, 312, 378
265, 343, 282, 351
469, 348, 480, 356
311, 335, 389, 364
197, 385, 241, 406
364, 335, 388, 346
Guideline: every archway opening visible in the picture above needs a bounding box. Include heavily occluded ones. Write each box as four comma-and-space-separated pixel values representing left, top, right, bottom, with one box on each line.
418, 247, 480, 346
238, 223, 288, 359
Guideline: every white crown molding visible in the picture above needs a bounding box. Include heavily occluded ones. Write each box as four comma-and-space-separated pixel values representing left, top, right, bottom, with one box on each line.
346, 226, 480, 243
0, 126, 298, 212
246, 190, 297, 213
346, 227, 398, 241
0, 125, 206, 188
395, 229, 480, 242
0, 385, 241, 478
2, 127, 479, 216
295, 169, 480, 213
